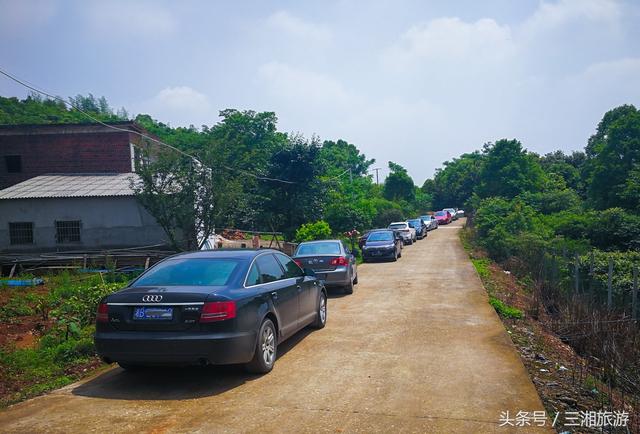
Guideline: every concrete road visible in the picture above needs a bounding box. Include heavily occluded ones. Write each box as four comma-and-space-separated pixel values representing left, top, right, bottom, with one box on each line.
0, 219, 548, 433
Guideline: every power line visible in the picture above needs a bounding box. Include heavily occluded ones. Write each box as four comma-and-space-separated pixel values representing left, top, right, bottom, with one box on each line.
0, 67, 296, 184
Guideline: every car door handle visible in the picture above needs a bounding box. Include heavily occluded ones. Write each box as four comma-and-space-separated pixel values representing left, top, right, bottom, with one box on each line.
271, 291, 278, 299
296, 285, 302, 292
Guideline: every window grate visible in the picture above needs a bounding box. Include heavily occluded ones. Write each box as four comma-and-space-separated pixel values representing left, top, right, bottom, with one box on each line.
9, 222, 34, 245
55, 220, 81, 243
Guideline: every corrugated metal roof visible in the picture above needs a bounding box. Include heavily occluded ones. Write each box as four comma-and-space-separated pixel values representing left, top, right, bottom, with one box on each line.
0, 173, 140, 199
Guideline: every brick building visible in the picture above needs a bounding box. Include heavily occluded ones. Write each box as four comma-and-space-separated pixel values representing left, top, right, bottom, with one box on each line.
0, 122, 168, 252
0, 122, 154, 189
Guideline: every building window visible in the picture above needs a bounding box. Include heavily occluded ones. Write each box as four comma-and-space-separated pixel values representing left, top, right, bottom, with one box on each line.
9, 222, 34, 245
55, 220, 81, 243
5, 155, 22, 173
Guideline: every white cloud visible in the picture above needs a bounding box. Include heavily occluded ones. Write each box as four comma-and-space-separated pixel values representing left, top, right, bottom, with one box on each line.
258, 61, 351, 107
0, 0, 56, 36
83, 1, 177, 39
521, 0, 621, 35
384, 17, 515, 70
137, 86, 213, 127
266, 10, 332, 43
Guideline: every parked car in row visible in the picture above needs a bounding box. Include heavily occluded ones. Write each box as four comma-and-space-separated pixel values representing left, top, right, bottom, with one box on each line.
388, 221, 416, 244
292, 240, 358, 294
443, 208, 458, 221
434, 210, 452, 225
408, 218, 428, 240
95, 249, 327, 374
362, 229, 403, 262
456, 209, 465, 217
420, 215, 438, 231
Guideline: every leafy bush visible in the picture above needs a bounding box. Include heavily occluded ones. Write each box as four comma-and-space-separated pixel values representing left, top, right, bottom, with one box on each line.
585, 208, 640, 251
295, 221, 332, 242
373, 208, 404, 228
489, 296, 523, 319
472, 258, 491, 279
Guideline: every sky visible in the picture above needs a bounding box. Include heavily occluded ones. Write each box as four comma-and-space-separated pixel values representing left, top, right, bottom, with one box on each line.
1, 0, 639, 184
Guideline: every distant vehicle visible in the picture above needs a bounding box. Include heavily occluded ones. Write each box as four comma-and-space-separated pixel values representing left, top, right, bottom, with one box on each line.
388, 221, 416, 244
362, 230, 403, 262
408, 218, 427, 239
293, 240, 357, 294
456, 210, 465, 217
420, 215, 438, 231
359, 229, 403, 251
443, 208, 458, 221
434, 210, 452, 225
95, 249, 326, 374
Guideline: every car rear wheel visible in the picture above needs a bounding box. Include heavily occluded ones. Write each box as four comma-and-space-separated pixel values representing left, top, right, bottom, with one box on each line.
353, 273, 358, 285
246, 319, 277, 374
344, 278, 354, 294
312, 292, 327, 329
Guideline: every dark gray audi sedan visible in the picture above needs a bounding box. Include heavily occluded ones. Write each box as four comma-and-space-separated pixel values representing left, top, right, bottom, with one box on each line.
94, 249, 327, 374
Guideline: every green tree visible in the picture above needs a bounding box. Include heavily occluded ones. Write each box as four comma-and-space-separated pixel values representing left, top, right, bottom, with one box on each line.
133, 151, 241, 251
259, 134, 326, 239
383, 161, 415, 202
584, 104, 640, 210
477, 139, 545, 199
295, 221, 332, 242
428, 151, 484, 210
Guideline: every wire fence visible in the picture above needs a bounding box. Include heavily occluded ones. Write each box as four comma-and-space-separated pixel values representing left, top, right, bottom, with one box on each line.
507, 248, 640, 431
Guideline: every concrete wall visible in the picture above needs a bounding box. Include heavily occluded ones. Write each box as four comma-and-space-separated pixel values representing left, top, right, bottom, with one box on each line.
0, 196, 169, 252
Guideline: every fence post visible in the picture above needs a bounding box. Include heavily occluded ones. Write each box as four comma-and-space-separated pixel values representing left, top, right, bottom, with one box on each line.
589, 250, 595, 296
574, 253, 580, 294
607, 257, 613, 309
633, 265, 638, 321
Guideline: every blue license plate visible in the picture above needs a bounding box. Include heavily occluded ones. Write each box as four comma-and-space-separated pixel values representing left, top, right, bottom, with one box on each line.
133, 306, 173, 320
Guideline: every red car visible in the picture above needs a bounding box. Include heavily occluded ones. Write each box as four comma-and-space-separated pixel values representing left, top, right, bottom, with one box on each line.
434, 210, 452, 225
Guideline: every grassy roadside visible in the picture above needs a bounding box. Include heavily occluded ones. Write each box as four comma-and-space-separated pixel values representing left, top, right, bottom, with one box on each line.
460, 226, 636, 432
0, 272, 126, 407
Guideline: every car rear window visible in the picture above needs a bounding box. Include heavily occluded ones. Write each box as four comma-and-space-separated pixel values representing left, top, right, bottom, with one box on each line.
295, 242, 341, 256
367, 231, 393, 242
388, 224, 406, 230
408, 220, 421, 226
435, 211, 446, 216
132, 258, 240, 287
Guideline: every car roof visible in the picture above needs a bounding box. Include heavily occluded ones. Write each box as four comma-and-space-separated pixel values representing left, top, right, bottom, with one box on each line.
389, 221, 407, 225
297, 239, 342, 244
169, 249, 282, 260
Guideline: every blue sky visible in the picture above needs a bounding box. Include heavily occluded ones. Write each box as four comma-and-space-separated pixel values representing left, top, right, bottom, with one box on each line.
1, 0, 639, 183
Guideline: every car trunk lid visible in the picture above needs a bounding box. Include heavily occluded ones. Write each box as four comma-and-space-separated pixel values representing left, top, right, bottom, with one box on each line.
293, 255, 343, 272
105, 286, 215, 331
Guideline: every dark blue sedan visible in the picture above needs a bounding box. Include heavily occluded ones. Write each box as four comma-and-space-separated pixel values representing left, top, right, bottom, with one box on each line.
94, 249, 327, 374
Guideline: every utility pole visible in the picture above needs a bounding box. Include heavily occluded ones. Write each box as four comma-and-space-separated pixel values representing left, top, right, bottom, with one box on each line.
372, 167, 381, 185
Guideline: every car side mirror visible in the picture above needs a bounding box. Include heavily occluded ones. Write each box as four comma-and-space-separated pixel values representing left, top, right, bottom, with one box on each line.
304, 268, 317, 277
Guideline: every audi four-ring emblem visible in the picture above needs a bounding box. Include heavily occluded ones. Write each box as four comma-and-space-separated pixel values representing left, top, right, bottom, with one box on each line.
142, 295, 163, 302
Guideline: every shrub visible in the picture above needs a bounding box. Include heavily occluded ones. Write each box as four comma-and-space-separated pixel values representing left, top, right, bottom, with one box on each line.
489, 296, 523, 319
294, 221, 332, 242
471, 258, 491, 279
373, 208, 404, 228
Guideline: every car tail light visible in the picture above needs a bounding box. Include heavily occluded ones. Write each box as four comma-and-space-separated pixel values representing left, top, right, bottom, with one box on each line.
200, 301, 237, 322
294, 259, 303, 268
330, 256, 348, 266
96, 303, 109, 323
